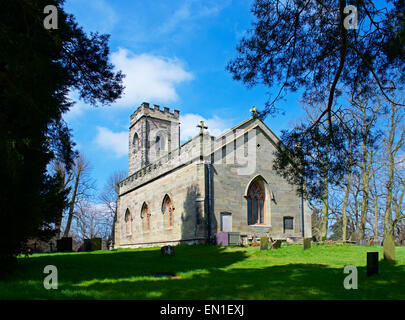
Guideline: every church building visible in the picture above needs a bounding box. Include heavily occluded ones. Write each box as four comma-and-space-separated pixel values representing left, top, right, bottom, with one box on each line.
114, 102, 311, 248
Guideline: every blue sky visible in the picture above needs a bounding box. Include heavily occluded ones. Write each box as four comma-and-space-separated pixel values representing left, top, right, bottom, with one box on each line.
62, 0, 304, 192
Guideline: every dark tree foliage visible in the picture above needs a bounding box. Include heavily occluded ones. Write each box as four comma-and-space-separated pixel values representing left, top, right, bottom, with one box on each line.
329, 217, 355, 240
0, 0, 124, 276
227, 0, 404, 127
273, 122, 351, 201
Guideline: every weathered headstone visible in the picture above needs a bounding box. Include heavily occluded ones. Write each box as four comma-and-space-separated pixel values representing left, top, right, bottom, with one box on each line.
260, 237, 269, 250
83, 239, 92, 251
161, 245, 175, 256
57, 237, 72, 252
303, 238, 311, 250
228, 232, 241, 246
367, 252, 379, 276
271, 240, 282, 250
215, 232, 228, 246
91, 238, 102, 251
383, 234, 395, 261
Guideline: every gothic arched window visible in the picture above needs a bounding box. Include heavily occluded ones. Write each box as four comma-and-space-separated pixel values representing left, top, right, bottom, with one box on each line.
247, 181, 265, 225
141, 202, 150, 232
155, 134, 165, 153
124, 209, 131, 235
162, 195, 173, 228
133, 132, 140, 151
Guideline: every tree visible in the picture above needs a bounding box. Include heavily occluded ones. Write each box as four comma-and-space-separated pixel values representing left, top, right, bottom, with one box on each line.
0, 0, 124, 275
382, 94, 404, 259
54, 153, 95, 238
273, 103, 350, 240
227, 0, 404, 135
349, 94, 382, 240
72, 200, 112, 242
99, 170, 127, 245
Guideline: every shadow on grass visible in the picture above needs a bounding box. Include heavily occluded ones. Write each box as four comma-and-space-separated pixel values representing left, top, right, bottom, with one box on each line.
2, 246, 404, 300
75, 260, 405, 300
1, 245, 248, 299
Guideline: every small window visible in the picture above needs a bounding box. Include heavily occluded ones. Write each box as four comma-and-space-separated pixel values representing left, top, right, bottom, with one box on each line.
156, 136, 161, 151
141, 203, 150, 232
220, 213, 232, 232
283, 217, 294, 232
162, 195, 174, 228
133, 133, 139, 151
124, 209, 131, 235
155, 134, 165, 152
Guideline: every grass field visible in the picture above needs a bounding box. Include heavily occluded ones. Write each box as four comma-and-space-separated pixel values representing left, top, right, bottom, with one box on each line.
1, 244, 404, 300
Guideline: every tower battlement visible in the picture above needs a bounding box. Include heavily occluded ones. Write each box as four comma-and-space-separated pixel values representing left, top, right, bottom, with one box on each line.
130, 102, 180, 126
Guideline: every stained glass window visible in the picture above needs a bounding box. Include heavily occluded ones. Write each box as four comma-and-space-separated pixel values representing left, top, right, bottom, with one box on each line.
247, 181, 265, 225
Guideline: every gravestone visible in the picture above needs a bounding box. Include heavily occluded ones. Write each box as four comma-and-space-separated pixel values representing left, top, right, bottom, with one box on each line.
303, 238, 312, 250
271, 240, 282, 250
215, 232, 228, 246
228, 232, 241, 246
367, 252, 379, 276
260, 237, 269, 250
161, 245, 175, 256
57, 237, 72, 252
91, 238, 102, 251
83, 239, 92, 251
383, 234, 395, 261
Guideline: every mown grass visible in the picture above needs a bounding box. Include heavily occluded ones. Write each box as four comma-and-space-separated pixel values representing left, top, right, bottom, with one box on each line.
0, 244, 404, 300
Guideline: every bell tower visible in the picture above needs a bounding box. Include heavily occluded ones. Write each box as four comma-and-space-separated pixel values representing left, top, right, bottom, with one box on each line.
128, 102, 180, 175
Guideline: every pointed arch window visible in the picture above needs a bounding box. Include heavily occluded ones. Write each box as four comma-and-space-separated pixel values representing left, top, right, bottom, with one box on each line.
155, 134, 165, 153
133, 132, 140, 152
124, 209, 131, 235
247, 181, 265, 225
162, 195, 174, 228
141, 203, 150, 232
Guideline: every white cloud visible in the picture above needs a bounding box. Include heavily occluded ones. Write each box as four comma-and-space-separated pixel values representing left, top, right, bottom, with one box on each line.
94, 127, 128, 158
180, 113, 231, 142
111, 48, 193, 107
160, 0, 229, 34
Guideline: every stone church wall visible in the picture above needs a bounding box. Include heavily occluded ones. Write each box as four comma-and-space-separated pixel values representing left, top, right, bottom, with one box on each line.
210, 126, 312, 240
115, 161, 207, 248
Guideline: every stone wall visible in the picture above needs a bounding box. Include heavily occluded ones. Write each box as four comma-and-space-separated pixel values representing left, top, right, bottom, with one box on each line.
115, 161, 207, 248
208, 120, 312, 240
115, 115, 311, 248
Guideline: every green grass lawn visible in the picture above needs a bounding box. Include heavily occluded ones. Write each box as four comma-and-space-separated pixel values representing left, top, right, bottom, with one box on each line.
1, 244, 404, 300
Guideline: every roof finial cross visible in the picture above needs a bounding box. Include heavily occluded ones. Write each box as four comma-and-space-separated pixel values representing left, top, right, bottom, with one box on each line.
197, 120, 208, 135
250, 106, 260, 118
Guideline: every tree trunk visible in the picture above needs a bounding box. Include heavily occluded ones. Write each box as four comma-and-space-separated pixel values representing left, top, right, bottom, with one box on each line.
341, 173, 350, 242
359, 136, 370, 240
341, 141, 353, 242
63, 168, 81, 238
321, 173, 329, 241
